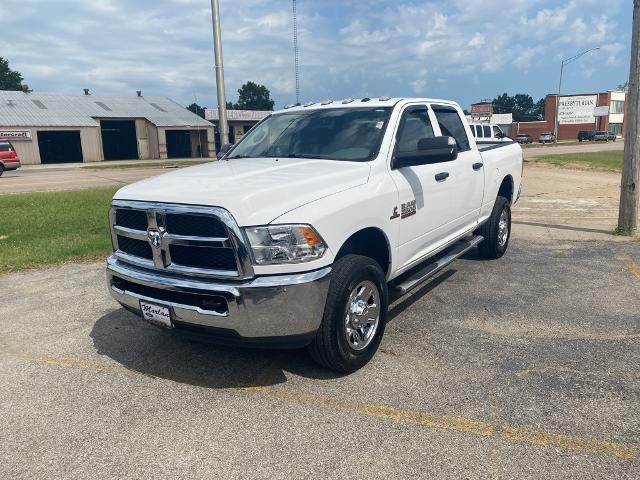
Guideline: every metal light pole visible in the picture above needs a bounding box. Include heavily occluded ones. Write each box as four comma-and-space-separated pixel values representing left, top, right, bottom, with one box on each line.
618, 0, 640, 235
211, 0, 229, 147
553, 47, 600, 139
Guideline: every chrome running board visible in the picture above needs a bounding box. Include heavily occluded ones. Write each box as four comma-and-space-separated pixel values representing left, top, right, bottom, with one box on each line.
390, 235, 484, 296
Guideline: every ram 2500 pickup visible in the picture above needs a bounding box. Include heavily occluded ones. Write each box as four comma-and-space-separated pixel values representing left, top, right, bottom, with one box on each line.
106, 97, 523, 372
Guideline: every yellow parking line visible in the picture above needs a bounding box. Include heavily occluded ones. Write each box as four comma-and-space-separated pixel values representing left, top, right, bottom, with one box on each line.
620, 254, 640, 278
30, 355, 639, 461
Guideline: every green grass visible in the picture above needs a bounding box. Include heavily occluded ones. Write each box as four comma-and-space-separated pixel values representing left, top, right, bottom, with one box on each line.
0, 187, 119, 274
527, 150, 623, 171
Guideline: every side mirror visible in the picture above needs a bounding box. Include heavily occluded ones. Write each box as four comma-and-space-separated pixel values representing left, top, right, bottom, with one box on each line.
216, 143, 234, 159
496, 131, 506, 139
394, 136, 457, 169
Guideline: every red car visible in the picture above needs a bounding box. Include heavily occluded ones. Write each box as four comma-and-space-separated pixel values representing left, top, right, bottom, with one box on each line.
0, 138, 21, 176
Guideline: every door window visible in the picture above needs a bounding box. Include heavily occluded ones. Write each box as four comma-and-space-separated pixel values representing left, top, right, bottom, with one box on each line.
482, 125, 491, 138
492, 126, 503, 137
432, 107, 471, 151
396, 107, 435, 153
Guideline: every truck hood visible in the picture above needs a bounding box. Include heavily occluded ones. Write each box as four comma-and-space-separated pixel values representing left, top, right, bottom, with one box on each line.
114, 157, 371, 226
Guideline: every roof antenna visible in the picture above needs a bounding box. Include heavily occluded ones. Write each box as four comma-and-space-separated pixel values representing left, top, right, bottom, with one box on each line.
292, 0, 300, 104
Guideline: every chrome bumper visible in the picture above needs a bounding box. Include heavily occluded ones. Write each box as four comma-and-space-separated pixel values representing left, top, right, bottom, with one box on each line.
106, 255, 331, 344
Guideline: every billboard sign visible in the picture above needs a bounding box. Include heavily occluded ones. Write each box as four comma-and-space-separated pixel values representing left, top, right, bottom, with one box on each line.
0, 129, 32, 140
557, 95, 597, 124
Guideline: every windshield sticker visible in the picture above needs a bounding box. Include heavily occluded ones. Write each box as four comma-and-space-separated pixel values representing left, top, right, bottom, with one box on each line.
375, 121, 384, 129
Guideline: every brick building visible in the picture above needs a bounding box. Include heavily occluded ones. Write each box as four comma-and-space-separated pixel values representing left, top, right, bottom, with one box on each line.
512, 90, 627, 141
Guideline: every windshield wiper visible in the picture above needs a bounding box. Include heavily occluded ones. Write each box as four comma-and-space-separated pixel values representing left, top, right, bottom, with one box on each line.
286, 153, 326, 159
227, 154, 253, 159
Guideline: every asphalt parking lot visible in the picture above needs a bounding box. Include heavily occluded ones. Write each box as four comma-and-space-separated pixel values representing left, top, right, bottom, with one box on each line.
1, 232, 639, 478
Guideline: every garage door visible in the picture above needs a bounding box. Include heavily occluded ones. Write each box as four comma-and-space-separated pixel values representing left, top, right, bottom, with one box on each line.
166, 130, 191, 158
101, 120, 138, 161
37, 131, 84, 164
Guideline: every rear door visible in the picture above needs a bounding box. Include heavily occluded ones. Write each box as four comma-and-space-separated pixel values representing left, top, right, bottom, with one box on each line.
0, 140, 14, 161
431, 105, 484, 230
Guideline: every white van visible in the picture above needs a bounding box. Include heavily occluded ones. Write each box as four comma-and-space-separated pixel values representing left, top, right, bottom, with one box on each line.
469, 123, 509, 143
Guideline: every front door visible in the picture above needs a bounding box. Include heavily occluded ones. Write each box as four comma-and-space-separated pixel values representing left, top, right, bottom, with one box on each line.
388, 104, 483, 272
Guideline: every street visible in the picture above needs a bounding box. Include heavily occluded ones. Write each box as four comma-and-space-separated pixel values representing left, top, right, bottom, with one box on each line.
1, 231, 638, 478
1, 160, 639, 478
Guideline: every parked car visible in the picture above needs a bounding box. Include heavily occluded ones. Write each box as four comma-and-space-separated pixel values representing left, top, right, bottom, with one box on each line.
106, 97, 523, 372
468, 122, 509, 142
578, 130, 596, 142
593, 131, 616, 142
539, 132, 556, 143
0, 138, 21, 176
514, 133, 533, 144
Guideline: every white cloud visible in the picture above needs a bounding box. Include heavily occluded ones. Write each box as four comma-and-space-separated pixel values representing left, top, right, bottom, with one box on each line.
0, 0, 630, 109
468, 33, 485, 48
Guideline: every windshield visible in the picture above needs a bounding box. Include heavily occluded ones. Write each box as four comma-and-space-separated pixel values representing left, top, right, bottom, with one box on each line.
227, 107, 392, 161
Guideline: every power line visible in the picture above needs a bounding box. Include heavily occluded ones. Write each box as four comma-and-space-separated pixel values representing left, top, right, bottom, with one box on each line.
292, 0, 300, 104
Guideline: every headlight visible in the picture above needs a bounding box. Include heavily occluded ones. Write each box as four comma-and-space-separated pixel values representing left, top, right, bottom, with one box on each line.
244, 224, 327, 265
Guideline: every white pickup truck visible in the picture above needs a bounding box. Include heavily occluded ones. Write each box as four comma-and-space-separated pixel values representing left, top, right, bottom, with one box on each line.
106, 97, 523, 372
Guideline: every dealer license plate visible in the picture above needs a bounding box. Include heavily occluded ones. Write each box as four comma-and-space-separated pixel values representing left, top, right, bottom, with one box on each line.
140, 301, 172, 328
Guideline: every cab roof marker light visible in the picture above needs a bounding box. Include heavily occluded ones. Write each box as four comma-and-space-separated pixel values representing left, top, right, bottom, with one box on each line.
320, 99, 333, 105
379, 96, 391, 101
303, 101, 316, 107
361, 97, 371, 102
284, 104, 295, 109
341, 98, 354, 104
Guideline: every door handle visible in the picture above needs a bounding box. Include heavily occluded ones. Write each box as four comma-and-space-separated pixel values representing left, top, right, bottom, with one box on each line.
435, 172, 449, 181
472, 162, 484, 170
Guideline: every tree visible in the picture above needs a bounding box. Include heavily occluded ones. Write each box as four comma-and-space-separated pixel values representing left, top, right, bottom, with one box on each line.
187, 102, 206, 118
531, 98, 545, 120
0, 57, 23, 91
232, 81, 274, 111
617, 80, 629, 91
492, 92, 545, 121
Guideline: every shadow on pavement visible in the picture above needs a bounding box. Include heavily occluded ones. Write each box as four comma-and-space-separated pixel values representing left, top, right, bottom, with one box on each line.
90, 308, 344, 390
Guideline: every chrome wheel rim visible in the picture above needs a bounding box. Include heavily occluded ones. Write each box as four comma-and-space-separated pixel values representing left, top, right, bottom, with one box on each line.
497, 209, 509, 248
344, 280, 380, 351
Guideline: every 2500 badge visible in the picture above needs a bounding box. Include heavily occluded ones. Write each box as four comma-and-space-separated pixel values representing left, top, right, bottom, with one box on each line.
390, 200, 417, 220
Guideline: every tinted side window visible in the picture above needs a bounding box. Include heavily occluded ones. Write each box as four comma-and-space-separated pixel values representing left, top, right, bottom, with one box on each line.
432, 107, 471, 152
483, 125, 491, 138
396, 107, 435, 153
476, 125, 483, 138
0, 141, 12, 152
492, 126, 502, 136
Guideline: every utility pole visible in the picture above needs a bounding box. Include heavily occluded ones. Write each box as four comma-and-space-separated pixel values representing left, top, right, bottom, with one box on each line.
210, 0, 229, 147
618, 0, 640, 235
292, 0, 300, 104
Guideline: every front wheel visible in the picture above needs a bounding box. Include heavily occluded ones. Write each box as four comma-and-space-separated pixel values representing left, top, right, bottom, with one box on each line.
477, 196, 511, 259
308, 254, 388, 373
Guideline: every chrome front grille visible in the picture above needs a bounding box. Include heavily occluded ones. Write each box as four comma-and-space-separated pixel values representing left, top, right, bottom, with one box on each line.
109, 200, 253, 279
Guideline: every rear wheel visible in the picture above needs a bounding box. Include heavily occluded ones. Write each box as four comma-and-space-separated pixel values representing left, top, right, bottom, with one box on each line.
0, 164, 4, 177
477, 196, 511, 259
308, 254, 387, 373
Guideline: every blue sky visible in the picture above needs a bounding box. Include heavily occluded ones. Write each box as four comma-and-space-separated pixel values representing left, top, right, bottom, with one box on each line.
1, 0, 633, 110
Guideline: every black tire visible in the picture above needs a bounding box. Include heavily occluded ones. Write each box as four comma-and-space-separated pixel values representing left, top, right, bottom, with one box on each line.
477, 196, 511, 259
308, 254, 388, 373
0, 164, 4, 177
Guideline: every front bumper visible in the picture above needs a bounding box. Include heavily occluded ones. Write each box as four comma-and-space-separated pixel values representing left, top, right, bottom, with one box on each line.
106, 255, 331, 347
